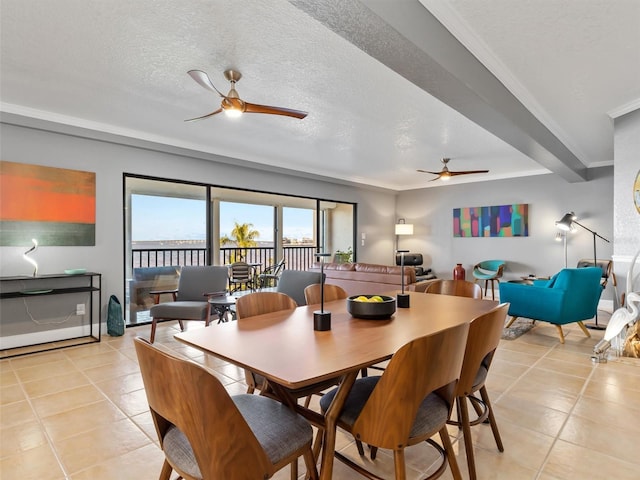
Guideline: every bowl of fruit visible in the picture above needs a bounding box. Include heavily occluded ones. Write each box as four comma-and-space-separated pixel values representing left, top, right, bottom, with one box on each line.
346, 295, 396, 320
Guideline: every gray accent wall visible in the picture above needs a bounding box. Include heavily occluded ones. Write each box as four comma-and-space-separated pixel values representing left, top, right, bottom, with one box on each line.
396, 168, 615, 300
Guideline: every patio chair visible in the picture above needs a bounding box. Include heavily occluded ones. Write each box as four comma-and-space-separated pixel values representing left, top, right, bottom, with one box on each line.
229, 261, 255, 293
257, 258, 285, 289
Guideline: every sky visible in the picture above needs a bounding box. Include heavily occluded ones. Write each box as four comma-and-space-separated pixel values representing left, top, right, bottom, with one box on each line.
131, 195, 313, 241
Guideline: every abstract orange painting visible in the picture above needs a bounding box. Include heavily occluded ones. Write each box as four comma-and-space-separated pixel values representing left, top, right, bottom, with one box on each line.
0, 161, 95, 245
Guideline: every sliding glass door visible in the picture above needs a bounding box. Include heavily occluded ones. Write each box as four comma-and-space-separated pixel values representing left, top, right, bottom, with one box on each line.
124, 174, 356, 326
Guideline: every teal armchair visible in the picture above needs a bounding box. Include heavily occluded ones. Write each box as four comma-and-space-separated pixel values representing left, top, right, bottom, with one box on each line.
498, 267, 603, 343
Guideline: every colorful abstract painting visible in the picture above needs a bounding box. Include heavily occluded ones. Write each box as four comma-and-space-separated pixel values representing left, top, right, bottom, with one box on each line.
453, 204, 528, 237
0, 161, 95, 246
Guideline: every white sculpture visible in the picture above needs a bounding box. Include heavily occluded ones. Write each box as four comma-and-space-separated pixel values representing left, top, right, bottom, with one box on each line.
592, 249, 640, 362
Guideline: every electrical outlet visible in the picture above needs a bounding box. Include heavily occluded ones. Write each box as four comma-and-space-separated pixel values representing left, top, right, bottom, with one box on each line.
76, 303, 86, 315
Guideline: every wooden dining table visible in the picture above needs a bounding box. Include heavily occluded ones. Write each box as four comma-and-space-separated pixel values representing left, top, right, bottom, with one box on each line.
175, 290, 498, 480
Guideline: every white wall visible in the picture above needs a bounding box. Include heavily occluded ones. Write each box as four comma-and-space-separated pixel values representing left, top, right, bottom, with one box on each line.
396, 168, 616, 300
0, 120, 397, 317
612, 108, 640, 295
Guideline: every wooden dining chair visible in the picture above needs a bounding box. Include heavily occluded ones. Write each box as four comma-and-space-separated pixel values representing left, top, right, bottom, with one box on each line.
319, 322, 470, 480
450, 303, 509, 480
303, 283, 348, 305
235, 292, 298, 394
426, 279, 483, 299
236, 291, 341, 405
133, 337, 318, 480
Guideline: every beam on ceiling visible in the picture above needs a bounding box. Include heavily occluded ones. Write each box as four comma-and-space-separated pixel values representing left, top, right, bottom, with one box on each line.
289, 0, 588, 182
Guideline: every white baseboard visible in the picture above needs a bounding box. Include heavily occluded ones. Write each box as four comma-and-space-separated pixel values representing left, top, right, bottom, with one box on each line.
0, 325, 94, 350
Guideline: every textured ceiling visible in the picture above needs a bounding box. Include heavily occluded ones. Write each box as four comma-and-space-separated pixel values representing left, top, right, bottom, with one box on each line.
1, 0, 638, 191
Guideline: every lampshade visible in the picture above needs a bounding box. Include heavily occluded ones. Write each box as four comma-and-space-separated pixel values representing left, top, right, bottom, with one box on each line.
555, 212, 576, 231
395, 220, 414, 235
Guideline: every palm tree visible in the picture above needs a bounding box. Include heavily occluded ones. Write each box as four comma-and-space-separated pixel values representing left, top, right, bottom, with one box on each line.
221, 222, 260, 262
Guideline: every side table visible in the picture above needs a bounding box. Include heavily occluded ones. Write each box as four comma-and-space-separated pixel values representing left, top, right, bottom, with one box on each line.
208, 295, 236, 322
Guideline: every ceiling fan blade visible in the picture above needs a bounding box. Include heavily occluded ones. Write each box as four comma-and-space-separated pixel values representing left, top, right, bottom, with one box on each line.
448, 170, 490, 176
417, 169, 442, 175
244, 102, 308, 119
184, 108, 223, 122
187, 70, 226, 98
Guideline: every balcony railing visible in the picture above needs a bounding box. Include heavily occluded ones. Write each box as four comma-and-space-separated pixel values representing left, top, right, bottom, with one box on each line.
131, 245, 317, 272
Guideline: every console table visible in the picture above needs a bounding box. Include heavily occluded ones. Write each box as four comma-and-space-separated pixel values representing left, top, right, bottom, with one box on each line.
0, 273, 101, 357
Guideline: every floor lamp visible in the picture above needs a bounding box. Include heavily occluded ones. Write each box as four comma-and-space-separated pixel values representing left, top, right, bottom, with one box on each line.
556, 212, 610, 329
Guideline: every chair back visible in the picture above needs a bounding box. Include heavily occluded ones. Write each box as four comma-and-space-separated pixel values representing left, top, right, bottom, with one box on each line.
577, 259, 613, 287
176, 266, 228, 301
133, 337, 272, 478
269, 258, 286, 276
229, 262, 252, 281
303, 283, 348, 305
457, 304, 509, 396
276, 270, 325, 306
474, 260, 505, 276
236, 291, 298, 319
426, 280, 483, 299
550, 267, 603, 315
351, 322, 469, 449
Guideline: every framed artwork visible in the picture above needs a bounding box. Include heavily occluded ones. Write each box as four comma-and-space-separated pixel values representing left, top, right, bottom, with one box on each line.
453, 203, 528, 237
0, 161, 96, 246
634, 170, 640, 214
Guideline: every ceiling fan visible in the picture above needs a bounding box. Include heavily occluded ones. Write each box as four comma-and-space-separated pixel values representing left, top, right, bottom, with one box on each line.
186, 69, 308, 121
417, 158, 489, 182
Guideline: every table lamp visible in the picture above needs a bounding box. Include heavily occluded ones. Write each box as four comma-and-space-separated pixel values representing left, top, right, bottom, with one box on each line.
397, 249, 410, 308
313, 253, 332, 331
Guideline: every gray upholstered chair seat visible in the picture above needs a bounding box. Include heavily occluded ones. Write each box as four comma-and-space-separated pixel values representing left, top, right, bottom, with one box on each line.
162, 394, 313, 478
234, 394, 313, 463
319, 376, 449, 439
150, 301, 210, 320
473, 364, 488, 390
163, 425, 201, 479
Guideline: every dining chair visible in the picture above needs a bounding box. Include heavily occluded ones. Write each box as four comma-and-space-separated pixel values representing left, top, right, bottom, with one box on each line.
228, 261, 255, 293
258, 258, 286, 289
449, 303, 509, 480
276, 269, 325, 306
235, 292, 298, 394
304, 283, 383, 379
472, 260, 506, 300
303, 283, 348, 305
319, 322, 470, 480
148, 266, 228, 343
236, 291, 341, 406
134, 337, 318, 480
426, 279, 483, 299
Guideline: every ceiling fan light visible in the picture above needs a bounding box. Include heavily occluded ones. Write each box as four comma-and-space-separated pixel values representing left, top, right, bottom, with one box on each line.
440, 173, 451, 181
223, 107, 243, 118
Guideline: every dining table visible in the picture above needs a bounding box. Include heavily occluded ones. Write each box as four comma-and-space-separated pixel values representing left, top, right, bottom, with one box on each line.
175, 290, 498, 480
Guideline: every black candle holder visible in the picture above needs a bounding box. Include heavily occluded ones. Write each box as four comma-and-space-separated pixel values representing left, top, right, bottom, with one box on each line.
397, 249, 410, 308
314, 252, 332, 330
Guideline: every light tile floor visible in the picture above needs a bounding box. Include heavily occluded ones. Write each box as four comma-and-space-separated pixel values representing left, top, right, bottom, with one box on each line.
1, 313, 639, 479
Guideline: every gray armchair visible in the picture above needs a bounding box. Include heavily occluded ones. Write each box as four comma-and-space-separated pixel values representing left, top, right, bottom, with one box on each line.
149, 266, 229, 343
276, 270, 325, 306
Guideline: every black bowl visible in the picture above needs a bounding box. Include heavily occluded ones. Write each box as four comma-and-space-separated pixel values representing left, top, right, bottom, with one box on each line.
346, 295, 396, 320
